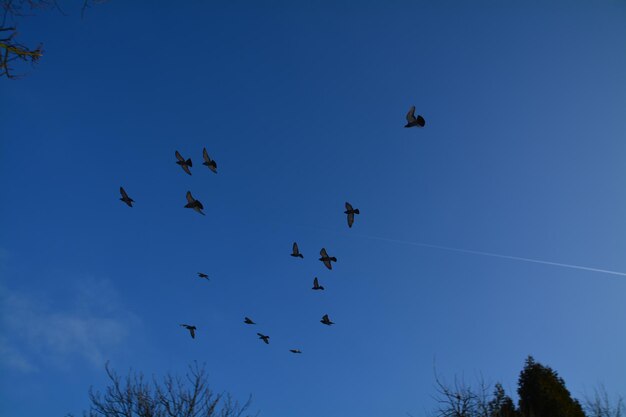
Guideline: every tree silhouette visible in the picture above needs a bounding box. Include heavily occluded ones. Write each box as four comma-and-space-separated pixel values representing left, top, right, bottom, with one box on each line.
517, 356, 585, 417
0, 0, 103, 78
430, 357, 622, 417
76, 361, 255, 417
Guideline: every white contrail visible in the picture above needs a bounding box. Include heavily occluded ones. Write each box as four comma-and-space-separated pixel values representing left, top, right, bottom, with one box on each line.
331, 230, 626, 277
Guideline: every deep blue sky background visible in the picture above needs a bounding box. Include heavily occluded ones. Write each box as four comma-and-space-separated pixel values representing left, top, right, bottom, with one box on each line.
1, 1, 626, 416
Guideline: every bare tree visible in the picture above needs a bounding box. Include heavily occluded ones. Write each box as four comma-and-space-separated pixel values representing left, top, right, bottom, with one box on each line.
431, 372, 491, 417
584, 385, 625, 417
0, 0, 103, 78
430, 368, 517, 417
78, 361, 256, 417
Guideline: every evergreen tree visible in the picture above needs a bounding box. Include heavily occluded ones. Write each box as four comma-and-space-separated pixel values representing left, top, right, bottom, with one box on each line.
517, 356, 586, 417
488, 383, 519, 417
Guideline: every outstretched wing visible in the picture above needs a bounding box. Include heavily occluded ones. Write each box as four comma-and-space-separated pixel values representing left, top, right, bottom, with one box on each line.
416, 114, 425, 127
203, 147, 210, 163
345, 202, 353, 211
293, 242, 299, 255
323, 258, 332, 270
313, 277, 319, 287
181, 164, 192, 175
347, 212, 354, 228
186, 191, 195, 204
190, 328, 195, 338
120, 187, 129, 199
406, 105, 416, 123
320, 248, 328, 258
175, 150, 184, 162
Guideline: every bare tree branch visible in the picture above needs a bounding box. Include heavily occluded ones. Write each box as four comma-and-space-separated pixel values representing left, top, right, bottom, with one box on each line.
83, 361, 255, 417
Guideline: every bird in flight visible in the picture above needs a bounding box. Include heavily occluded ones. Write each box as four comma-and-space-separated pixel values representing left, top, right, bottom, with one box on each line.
185, 191, 205, 216
202, 147, 218, 174
291, 242, 304, 258
344, 202, 360, 228
197, 272, 209, 280
175, 150, 193, 175
119, 187, 134, 207
289, 349, 302, 354
312, 277, 324, 291
257, 333, 270, 344
404, 105, 425, 128
244, 317, 256, 325
320, 314, 334, 326
180, 324, 197, 339
319, 248, 337, 270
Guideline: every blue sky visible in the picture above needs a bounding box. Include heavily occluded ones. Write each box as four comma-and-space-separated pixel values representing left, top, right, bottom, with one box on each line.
1, 1, 626, 416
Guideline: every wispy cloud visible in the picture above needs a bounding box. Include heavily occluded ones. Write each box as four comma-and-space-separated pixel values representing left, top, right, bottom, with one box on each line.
0, 277, 141, 372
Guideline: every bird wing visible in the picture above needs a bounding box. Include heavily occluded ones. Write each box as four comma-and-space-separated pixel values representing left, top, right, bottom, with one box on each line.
416, 115, 426, 127
320, 248, 328, 258
345, 202, 353, 211
190, 328, 195, 338
175, 150, 184, 162
181, 164, 192, 175
120, 187, 129, 199
322, 314, 329, 321
293, 242, 299, 255
313, 277, 319, 287
186, 191, 195, 204
323, 258, 332, 270
347, 212, 354, 228
203, 147, 210, 163
406, 105, 416, 123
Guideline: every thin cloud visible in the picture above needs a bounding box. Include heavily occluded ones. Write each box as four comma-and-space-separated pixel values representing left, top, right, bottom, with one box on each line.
0, 277, 141, 372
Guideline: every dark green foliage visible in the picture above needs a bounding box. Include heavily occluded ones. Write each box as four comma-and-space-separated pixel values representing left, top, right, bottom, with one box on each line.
517, 356, 586, 417
488, 383, 519, 417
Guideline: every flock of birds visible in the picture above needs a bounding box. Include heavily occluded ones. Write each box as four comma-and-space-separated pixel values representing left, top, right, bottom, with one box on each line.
118, 106, 425, 354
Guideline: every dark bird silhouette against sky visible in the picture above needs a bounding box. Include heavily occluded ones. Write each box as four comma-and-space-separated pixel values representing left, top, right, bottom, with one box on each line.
197, 272, 209, 280
404, 105, 425, 128
291, 242, 304, 258
289, 349, 302, 354
257, 333, 270, 344
320, 314, 334, 326
119, 187, 134, 207
244, 317, 255, 325
185, 191, 205, 216
202, 147, 218, 173
175, 150, 193, 175
180, 324, 196, 339
344, 202, 360, 228
319, 248, 337, 270
312, 277, 324, 291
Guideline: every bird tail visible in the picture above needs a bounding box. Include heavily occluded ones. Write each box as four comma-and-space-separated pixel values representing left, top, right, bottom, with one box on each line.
354, 209, 360, 214
186, 158, 192, 167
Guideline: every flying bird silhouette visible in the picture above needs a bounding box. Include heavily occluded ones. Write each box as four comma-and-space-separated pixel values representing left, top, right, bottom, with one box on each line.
244, 317, 256, 325
289, 349, 302, 354
257, 333, 270, 344
404, 105, 425, 128
291, 242, 304, 258
202, 148, 218, 173
119, 187, 134, 207
319, 248, 337, 270
197, 272, 209, 280
344, 202, 360, 228
320, 314, 334, 326
312, 277, 324, 291
175, 150, 193, 175
180, 324, 196, 339
185, 191, 205, 216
